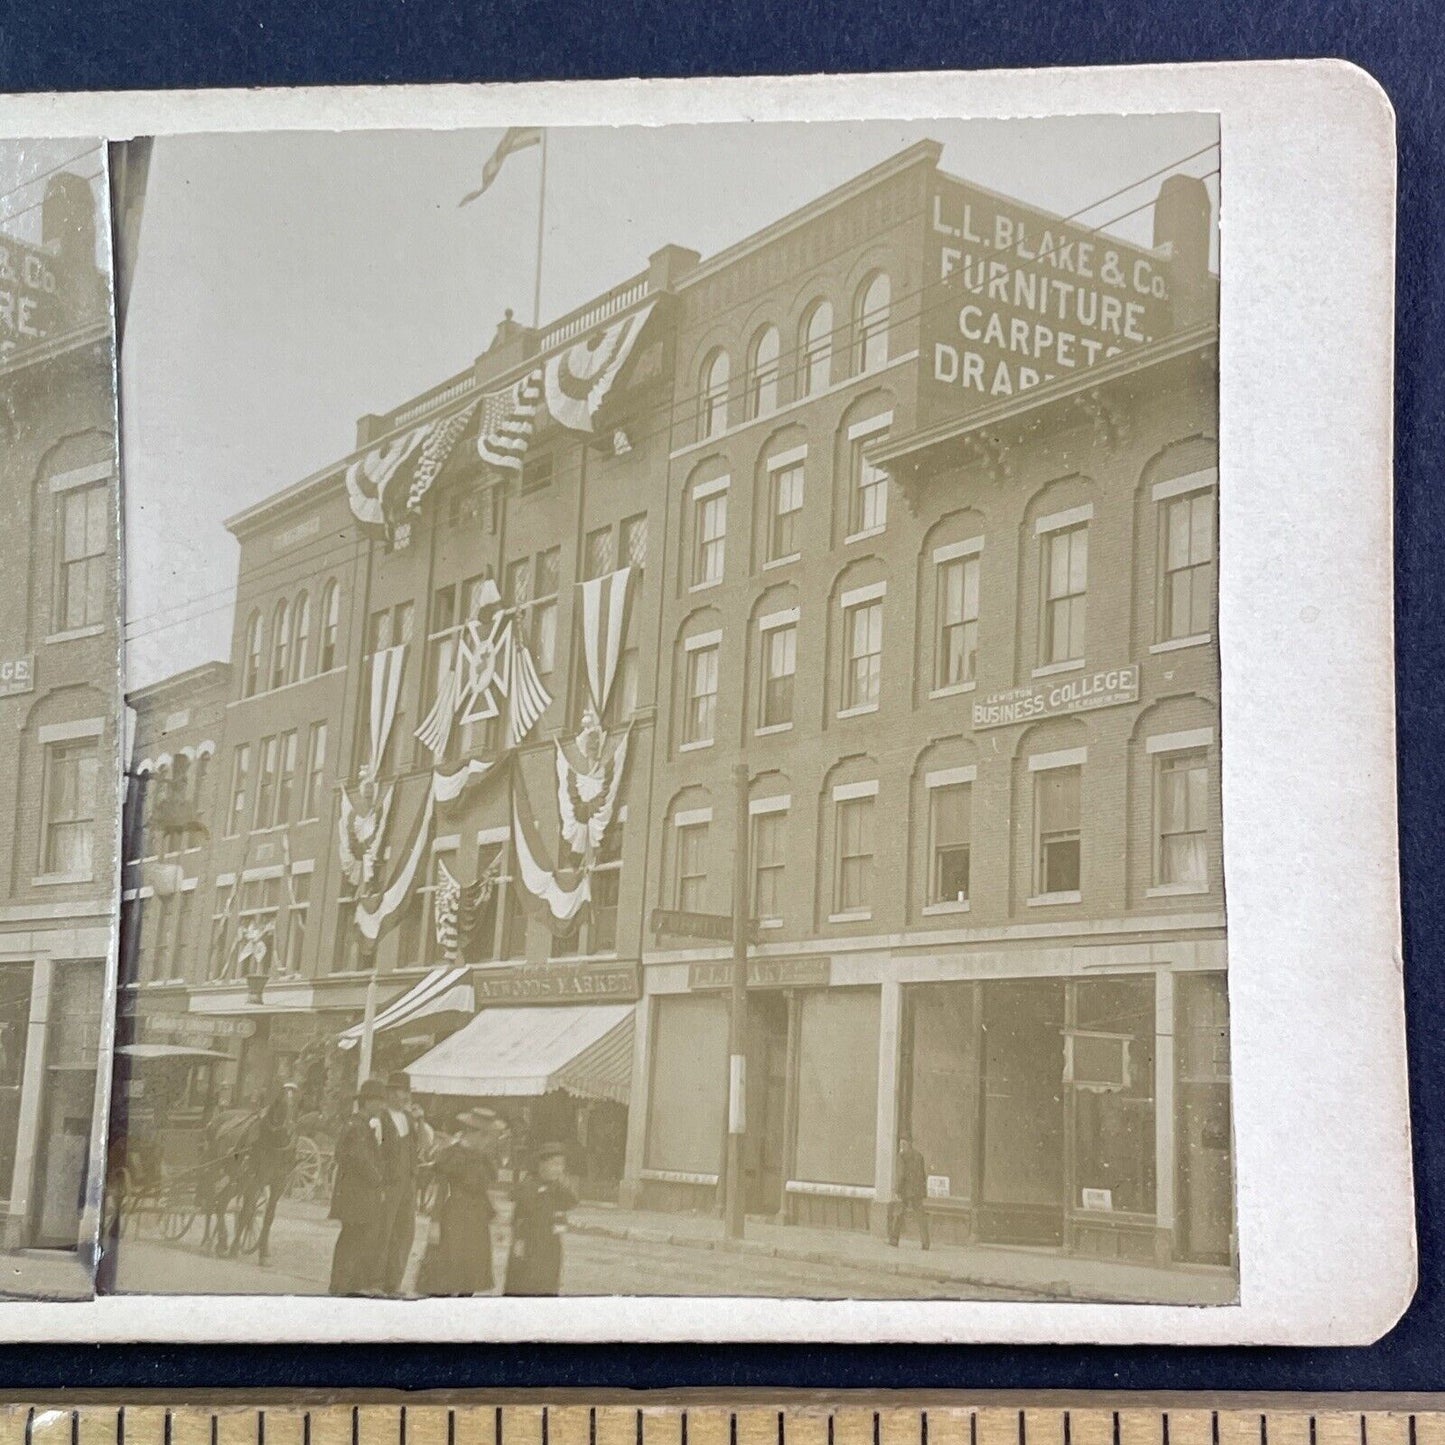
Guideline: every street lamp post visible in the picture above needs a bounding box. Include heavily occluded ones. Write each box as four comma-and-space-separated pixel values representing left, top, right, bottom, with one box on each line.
723, 761, 750, 1241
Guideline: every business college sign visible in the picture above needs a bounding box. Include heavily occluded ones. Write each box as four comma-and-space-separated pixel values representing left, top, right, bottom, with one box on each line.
922, 177, 1173, 420
972, 665, 1140, 731
0, 239, 59, 361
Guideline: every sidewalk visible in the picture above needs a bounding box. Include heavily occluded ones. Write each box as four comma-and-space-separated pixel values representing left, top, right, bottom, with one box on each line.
0, 1248, 93, 1300
569, 1202, 1236, 1305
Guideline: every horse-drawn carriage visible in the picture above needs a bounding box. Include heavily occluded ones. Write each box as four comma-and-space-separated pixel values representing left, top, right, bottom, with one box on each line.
105, 1044, 334, 1259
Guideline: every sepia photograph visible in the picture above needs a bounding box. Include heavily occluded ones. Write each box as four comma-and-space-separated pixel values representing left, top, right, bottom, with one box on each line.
103, 113, 1234, 1306
0, 137, 120, 1299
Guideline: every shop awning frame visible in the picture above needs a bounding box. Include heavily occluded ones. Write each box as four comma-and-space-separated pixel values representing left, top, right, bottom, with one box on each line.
336, 965, 475, 1051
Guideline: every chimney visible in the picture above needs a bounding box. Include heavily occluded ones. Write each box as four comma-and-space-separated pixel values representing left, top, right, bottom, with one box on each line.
41, 172, 104, 326
648, 244, 701, 292
1152, 174, 1214, 330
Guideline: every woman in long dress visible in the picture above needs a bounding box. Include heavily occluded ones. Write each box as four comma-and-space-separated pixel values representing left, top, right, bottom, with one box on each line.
418, 1109, 499, 1296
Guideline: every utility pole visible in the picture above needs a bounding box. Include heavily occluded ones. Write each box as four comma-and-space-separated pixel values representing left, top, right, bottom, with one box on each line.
724, 761, 750, 1240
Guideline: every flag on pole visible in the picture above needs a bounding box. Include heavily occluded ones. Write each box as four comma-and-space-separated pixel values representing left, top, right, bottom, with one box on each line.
460, 127, 543, 206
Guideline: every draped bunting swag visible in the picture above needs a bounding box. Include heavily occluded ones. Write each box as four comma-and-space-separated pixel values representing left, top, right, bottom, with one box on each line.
433, 856, 500, 963
556, 725, 630, 861
510, 766, 591, 934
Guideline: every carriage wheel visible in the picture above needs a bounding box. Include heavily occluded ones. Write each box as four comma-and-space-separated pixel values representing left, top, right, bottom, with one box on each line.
235, 1199, 264, 1256
158, 1199, 196, 1242
286, 1136, 323, 1201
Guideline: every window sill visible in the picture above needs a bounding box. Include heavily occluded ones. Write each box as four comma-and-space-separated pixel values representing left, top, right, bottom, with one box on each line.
758, 918, 784, 931
837, 702, 880, 720
828, 909, 872, 924
45, 623, 105, 645
844, 525, 887, 545
1027, 890, 1082, 907
1146, 881, 1210, 898
755, 722, 793, 737
678, 739, 714, 754
32, 873, 94, 887
930, 680, 977, 700
1149, 633, 1212, 655
1032, 658, 1085, 679
922, 900, 971, 917
763, 553, 801, 572
688, 578, 723, 595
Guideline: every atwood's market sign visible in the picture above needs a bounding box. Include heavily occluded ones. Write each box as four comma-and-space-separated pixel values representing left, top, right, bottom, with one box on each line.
922, 176, 1173, 419
972, 665, 1140, 730
0, 238, 59, 360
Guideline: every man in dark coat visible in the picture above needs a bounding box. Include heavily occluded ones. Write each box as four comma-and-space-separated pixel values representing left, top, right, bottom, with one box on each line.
378, 1070, 419, 1295
503, 1141, 577, 1296
888, 1134, 931, 1249
328, 1078, 387, 1295
417, 1108, 500, 1296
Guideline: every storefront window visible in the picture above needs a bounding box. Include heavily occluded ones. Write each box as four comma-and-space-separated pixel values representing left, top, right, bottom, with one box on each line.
645, 994, 728, 1175
900, 983, 977, 1201
794, 987, 879, 1188
1070, 976, 1156, 1216
1176, 971, 1234, 1261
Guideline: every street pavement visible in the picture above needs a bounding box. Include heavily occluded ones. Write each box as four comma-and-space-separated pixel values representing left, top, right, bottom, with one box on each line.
107, 1195, 1037, 1299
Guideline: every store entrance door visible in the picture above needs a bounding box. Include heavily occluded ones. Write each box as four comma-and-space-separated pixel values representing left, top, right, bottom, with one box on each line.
743, 993, 789, 1216
977, 979, 1066, 1245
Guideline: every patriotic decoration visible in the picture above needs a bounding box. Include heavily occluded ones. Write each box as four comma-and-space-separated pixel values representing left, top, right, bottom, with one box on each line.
356, 788, 435, 944
434, 859, 462, 959
556, 712, 629, 860
507, 624, 553, 746
459, 126, 542, 207
337, 776, 393, 892
543, 300, 657, 434
432, 756, 496, 805
405, 399, 480, 515
433, 857, 501, 962
578, 565, 634, 718
510, 770, 591, 934
343, 427, 425, 533
477, 370, 543, 474
367, 644, 407, 779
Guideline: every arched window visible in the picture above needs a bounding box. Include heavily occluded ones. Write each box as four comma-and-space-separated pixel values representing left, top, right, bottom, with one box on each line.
290, 590, 311, 682
855, 272, 891, 373
270, 598, 290, 690
700, 350, 729, 440
242, 611, 263, 697
799, 299, 833, 397
319, 580, 340, 672
747, 325, 780, 418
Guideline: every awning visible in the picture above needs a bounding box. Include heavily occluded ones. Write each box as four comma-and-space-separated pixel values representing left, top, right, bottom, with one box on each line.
405, 1003, 634, 1104
117, 1043, 231, 1062
336, 965, 475, 1051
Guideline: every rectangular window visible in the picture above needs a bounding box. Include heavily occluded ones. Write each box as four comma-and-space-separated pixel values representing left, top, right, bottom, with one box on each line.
1161, 490, 1216, 640
588, 821, 623, 954
283, 872, 311, 974
41, 738, 98, 878
760, 623, 796, 728
683, 644, 719, 745
675, 822, 709, 912
209, 884, 234, 978
254, 735, 279, 830
533, 546, 560, 674
585, 526, 615, 580
751, 811, 786, 922
769, 463, 804, 560
274, 730, 298, 827
228, 744, 250, 836
58, 483, 108, 630
937, 555, 980, 688
1158, 750, 1209, 886
1042, 524, 1088, 665
302, 722, 327, 820
621, 512, 648, 570
1035, 765, 1082, 895
835, 796, 875, 913
843, 599, 883, 711
170, 890, 196, 981
929, 783, 972, 905
694, 491, 727, 586
848, 441, 888, 536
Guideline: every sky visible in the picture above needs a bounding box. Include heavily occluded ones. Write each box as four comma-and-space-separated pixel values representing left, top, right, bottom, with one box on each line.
119, 114, 1219, 691
0, 137, 107, 249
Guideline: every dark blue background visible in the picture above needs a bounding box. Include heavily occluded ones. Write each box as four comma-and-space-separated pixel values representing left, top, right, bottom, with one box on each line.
0, 0, 1440, 1393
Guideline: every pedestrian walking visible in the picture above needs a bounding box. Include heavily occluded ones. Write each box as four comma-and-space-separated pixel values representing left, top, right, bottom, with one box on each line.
417, 1108, 500, 1296
503, 1141, 577, 1296
888, 1134, 931, 1249
328, 1078, 388, 1296
379, 1070, 419, 1296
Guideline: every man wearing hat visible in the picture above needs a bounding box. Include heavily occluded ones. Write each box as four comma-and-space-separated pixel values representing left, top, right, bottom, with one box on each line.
378, 1070, 420, 1295
504, 1141, 578, 1296
328, 1077, 388, 1295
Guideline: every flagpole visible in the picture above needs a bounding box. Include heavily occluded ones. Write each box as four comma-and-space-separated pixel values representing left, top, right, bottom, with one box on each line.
532, 129, 548, 331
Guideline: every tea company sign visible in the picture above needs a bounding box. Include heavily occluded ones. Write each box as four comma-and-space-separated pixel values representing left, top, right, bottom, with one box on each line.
0, 240, 58, 360
972, 665, 1139, 730
0, 655, 34, 698
924, 177, 1173, 413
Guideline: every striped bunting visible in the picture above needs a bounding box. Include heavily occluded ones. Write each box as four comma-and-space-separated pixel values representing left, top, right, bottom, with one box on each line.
477, 370, 543, 473
434, 859, 462, 960
336, 964, 473, 1049
578, 565, 633, 718
406, 399, 480, 514
507, 623, 552, 747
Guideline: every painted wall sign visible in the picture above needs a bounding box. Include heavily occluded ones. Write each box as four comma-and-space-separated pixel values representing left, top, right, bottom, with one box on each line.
687, 957, 832, 992
472, 962, 640, 1004
0, 239, 59, 360
972, 664, 1140, 730
272, 514, 322, 553
0, 655, 34, 698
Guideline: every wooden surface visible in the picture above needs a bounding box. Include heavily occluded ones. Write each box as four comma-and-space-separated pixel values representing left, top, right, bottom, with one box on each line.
0, 1403, 1442, 1445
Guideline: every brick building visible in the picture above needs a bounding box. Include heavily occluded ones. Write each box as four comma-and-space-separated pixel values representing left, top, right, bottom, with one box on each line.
123, 139, 1231, 1272
0, 166, 118, 1256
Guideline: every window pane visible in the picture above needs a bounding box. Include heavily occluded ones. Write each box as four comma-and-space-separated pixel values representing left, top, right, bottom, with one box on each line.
1037, 767, 1080, 831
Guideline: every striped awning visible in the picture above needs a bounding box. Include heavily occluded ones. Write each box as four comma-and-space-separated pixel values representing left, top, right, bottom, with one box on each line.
336, 965, 474, 1051
405, 1003, 633, 1104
